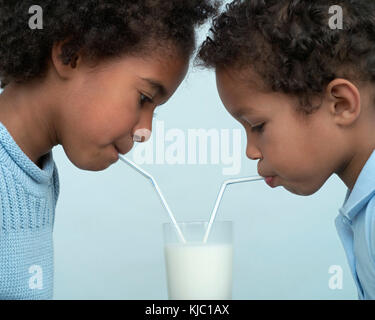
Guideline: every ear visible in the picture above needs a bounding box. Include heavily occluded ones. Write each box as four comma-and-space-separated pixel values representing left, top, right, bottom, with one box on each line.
51, 39, 82, 79
325, 79, 361, 127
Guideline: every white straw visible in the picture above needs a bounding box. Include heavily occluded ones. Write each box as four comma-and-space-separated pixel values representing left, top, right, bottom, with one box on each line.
119, 155, 186, 243
202, 176, 265, 243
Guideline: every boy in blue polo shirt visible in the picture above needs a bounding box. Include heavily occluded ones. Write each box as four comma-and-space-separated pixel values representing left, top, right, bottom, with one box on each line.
197, 0, 375, 299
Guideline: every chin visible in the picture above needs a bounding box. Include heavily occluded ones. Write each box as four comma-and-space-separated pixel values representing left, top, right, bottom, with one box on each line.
70, 158, 111, 171
283, 183, 323, 196
66, 151, 117, 172
82, 162, 112, 171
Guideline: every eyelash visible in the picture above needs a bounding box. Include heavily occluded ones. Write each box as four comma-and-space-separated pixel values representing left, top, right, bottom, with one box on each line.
139, 93, 153, 106
250, 123, 265, 133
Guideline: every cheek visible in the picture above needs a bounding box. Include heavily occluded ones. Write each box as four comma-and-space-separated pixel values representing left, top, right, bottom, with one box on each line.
273, 123, 334, 184
263, 123, 315, 175
60, 89, 139, 148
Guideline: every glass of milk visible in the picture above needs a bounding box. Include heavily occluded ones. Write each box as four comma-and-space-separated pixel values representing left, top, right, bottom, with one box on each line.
163, 221, 233, 300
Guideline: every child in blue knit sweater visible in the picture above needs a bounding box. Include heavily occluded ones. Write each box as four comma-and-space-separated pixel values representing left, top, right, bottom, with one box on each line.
197, 0, 375, 299
0, 1, 218, 299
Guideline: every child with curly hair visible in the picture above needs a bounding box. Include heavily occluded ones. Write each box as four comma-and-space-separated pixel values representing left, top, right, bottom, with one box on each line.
198, 0, 375, 299
0, 0, 218, 299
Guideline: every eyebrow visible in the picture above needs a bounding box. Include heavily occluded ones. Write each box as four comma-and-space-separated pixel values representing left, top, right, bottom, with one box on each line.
141, 77, 167, 99
233, 106, 256, 119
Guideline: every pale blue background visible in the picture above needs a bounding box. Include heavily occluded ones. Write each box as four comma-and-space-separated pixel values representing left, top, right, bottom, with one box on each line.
1, 23, 358, 300
51, 47, 357, 299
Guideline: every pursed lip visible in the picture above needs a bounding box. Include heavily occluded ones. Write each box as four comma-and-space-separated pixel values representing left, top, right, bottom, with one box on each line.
114, 144, 126, 155
258, 169, 275, 180
264, 176, 277, 188
114, 136, 136, 154
259, 170, 277, 187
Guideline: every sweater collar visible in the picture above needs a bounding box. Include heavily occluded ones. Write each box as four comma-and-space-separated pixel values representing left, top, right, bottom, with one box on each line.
0, 121, 55, 184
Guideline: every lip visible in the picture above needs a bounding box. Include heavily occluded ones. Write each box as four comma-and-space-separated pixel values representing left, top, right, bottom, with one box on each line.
114, 144, 126, 155
265, 176, 276, 188
108, 145, 120, 164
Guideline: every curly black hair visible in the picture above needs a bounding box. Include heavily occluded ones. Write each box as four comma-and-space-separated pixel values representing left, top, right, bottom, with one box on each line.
0, 0, 220, 88
197, 0, 375, 114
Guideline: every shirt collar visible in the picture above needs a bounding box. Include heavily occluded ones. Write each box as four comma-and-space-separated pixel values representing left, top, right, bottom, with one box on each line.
339, 149, 375, 220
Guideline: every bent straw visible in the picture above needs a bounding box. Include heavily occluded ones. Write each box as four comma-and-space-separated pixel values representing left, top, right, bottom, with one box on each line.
203, 176, 265, 243
119, 155, 186, 243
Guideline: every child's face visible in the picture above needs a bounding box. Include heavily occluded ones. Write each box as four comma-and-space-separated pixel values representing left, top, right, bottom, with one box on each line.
53, 49, 189, 171
216, 67, 348, 196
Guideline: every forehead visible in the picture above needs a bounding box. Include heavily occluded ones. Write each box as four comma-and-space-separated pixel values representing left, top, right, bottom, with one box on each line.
215, 67, 267, 115
86, 49, 189, 97
139, 53, 189, 93
215, 66, 302, 119
126, 51, 188, 82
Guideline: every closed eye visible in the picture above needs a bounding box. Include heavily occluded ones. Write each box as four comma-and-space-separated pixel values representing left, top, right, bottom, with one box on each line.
250, 123, 265, 133
139, 93, 153, 106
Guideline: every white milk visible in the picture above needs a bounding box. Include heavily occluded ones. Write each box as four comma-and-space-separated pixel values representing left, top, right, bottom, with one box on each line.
164, 243, 233, 300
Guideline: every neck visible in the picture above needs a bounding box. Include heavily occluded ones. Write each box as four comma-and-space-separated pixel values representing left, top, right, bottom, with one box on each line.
0, 81, 59, 168
338, 150, 372, 190
337, 125, 375, 191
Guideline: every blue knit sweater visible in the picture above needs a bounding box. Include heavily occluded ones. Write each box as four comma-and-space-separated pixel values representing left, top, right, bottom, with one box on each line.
0, 121, 59, 299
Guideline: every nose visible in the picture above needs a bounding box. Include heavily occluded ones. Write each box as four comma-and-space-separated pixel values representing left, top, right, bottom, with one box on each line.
246, 137, 262, 160
132, 108, 154, 142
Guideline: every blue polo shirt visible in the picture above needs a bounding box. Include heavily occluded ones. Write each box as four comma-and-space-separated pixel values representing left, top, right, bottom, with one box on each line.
335, 149, 375, 299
